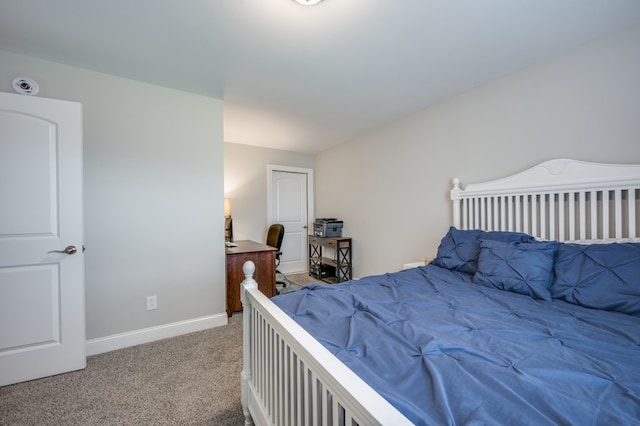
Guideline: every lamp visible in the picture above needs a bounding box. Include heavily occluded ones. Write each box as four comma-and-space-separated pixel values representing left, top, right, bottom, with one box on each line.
294, 0, 324, 5
224, 198, 231, 218
224, 198, 233, 242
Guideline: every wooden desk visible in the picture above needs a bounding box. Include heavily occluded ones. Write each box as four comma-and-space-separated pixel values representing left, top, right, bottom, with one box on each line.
226, 240, 276, 317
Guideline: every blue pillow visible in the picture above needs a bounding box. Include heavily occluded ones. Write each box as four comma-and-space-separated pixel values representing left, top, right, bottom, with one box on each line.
431, 227, 484, 274
473, 239, 557, 301
481, 231, 535, 243
432, 227, 534, 275
551, 242, 640, 316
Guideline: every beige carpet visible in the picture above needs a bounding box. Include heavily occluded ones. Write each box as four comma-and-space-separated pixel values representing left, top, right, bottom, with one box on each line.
0, 274, 319, 426
0, 315, 244, 426
285, 272, 322, 286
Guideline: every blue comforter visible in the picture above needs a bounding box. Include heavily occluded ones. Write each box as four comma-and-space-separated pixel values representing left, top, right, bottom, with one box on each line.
272, 265, 640, 425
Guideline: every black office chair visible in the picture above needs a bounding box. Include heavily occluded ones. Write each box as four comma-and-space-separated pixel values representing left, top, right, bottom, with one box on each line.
266, 224, 286, 289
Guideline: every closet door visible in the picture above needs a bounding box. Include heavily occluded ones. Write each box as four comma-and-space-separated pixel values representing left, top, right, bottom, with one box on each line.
269, 167, 312, 274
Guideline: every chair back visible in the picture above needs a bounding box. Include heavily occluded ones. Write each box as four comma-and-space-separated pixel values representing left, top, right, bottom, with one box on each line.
266, 224, 285, 255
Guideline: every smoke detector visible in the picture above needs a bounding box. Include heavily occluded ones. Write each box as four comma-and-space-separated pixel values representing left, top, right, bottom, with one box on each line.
12, 77, 39, 96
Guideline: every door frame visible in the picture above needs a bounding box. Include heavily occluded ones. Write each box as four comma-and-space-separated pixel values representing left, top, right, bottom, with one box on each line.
267, 165, 314, 271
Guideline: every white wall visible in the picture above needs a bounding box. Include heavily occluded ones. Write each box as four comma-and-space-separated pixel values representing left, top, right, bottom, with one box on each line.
315, 25, 640, 277
0, 51, 225, 344
224, 142, 315, 243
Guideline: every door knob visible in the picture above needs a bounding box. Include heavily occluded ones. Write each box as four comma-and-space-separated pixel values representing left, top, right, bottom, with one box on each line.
48, 245, 77, 255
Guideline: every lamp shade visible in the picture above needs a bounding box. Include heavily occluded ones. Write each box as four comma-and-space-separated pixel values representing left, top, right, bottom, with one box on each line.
224, 198, 231, 217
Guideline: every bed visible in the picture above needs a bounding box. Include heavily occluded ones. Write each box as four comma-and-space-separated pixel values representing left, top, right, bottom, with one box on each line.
239, 158, 640, 425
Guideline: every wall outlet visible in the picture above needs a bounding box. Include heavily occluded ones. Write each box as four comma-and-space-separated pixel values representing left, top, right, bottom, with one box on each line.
146, 295, 158, 311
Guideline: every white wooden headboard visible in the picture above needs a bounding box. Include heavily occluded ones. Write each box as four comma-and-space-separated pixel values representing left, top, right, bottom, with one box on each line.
451, 159, 640, 242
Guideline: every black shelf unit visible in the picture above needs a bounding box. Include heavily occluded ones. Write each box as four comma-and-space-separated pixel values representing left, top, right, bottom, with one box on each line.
308, 235, 352, 283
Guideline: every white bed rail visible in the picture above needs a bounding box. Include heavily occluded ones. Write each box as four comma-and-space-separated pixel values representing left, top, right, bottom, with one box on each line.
451, 159, 640, 241
240, 261, 412, 426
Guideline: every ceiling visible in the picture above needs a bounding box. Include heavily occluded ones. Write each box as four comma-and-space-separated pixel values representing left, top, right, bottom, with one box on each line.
1, 1, 639, 154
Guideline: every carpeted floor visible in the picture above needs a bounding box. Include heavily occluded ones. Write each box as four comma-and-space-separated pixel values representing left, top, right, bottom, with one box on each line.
0, 315, 244, 426
276, 271, 323, 294
282, 272, 321, 286
0, 273, 320, 426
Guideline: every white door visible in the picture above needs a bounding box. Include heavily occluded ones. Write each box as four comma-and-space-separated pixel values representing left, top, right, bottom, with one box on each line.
269, 168, 313, 274
0, 92, 85, 386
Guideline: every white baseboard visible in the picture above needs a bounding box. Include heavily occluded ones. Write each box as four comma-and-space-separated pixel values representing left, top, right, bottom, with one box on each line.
85, 313, 228, 356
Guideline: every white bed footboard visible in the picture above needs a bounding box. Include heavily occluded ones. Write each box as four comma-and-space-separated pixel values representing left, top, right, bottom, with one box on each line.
240, 261, 412, 426
451, 159, 640, 242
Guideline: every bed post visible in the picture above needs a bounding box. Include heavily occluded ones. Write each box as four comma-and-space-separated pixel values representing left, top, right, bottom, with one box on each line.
240, 261, 257, 426
451, 177, 462, 229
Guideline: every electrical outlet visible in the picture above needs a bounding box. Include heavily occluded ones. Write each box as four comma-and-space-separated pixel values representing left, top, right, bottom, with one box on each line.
146, 295, 158, 311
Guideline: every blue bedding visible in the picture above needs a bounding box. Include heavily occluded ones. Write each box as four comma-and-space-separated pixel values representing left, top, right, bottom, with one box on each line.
272, 265, 640, 425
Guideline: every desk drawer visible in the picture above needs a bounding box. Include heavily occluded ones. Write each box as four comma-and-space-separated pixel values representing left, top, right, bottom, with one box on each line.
309, 236, 336, 247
